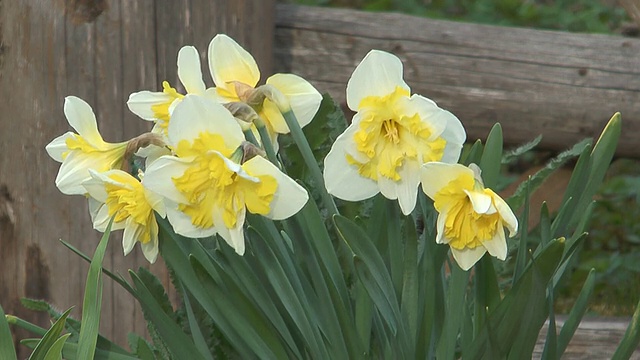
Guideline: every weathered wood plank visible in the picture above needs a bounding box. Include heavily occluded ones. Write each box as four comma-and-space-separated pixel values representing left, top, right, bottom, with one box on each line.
274, 4, 640, 157
0, 0, 275, 355
535, 317, 640, 359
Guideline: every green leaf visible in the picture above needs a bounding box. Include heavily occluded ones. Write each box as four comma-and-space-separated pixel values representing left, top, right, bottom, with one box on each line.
189, 254, 289, 360
541, 285, 557, 360
437, 265, 469, 360
43, 333, 70, 360
22, 339, 140, 360
76, 218, 113, 360
507, 138, 591, 211
180, 284, 215, 360
0, 304, 17, 360
129, 271, 206, 360
513, 179, 531, 285
461, 140, 483, 166
479, 123, 503, 188
612, 294, 640, 360
333, 215, 402, 336
27, 307, 72, 360
400, 215, 419, 347
557, 269, 595, 357
502, 135, 542, 164
467, 239, 565, 359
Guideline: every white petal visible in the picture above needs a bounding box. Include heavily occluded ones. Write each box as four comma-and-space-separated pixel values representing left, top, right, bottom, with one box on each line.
88, 198, 111, 232
346, 50, 409, 111
213, 207, 246, 255
464, 189, 492, 214
482, 229, 508, 261
400, 95, 447, 140
490, 189, 518, 237
136, 144, 171, 169
168, 95, 244, 148
242, 156, 309, 220
55, 152, 96, 195
421, 162, 473, 199
378, 175, 398, 200
64, 96, 105, 147
178, 46, 206, 95
165, 204, 217, 238
141, 221, 159, 264
45, 132, 74, 162
142, 156, 192, 204
82, 173, 109, 203
127, 91, 173, 121
323, 124, 379, 201
439, 111, 466, 164
122, 221, 138, 256
435, 210, 447, 244
266, 73, 322, 130
208, 34, 260, 93
395, 160, 421, 215
144, 187, 167, 218
451, 246, 487, 271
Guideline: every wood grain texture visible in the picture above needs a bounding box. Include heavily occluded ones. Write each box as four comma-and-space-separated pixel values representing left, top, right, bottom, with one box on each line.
274, 4, 640, 157
0, 0, 274, 355
535, 317, 640, 359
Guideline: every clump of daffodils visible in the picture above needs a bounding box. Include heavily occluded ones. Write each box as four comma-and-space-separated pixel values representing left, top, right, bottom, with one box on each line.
47, 36, 516, 271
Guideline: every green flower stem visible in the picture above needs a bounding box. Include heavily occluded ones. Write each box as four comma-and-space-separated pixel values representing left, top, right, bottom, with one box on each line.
5, 315, 48, 336
281, 109, 339, 216
254, 120, 280, 166
243, 129, 260, 147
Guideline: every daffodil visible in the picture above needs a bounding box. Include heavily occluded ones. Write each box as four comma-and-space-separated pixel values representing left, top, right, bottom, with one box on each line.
323, 50, 466, 215
421, 162, 518, 271
127, 46, 206, 137
83, 169, 166, 263
142, 95, 309, 255
45, 96, 128, 195
207, 34, 322, 149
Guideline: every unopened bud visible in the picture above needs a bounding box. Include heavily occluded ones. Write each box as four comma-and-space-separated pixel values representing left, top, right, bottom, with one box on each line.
224, 102, 260, 125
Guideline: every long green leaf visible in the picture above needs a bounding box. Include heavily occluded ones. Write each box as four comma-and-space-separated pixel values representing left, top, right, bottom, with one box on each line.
557, 269, 596, 357
400, 215, 419, 347
612, 295, 640, 360
129, 271, 205, 360
508, 138, 591, 211
22, 339, 140, 360
479, 123, 503, 188
437, 265, 469, 360
513, 179, 531, 285
0, 304, 17, 360
77, 218, 113, 360
334, 215, 402, 336
502, 135, 542, 164
43, 333, 70, 360
27, 307, 72, 360
180, 284, 215, 360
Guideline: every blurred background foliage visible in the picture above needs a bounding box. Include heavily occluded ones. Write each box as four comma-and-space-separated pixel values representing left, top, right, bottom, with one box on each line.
281, 0, 640, 315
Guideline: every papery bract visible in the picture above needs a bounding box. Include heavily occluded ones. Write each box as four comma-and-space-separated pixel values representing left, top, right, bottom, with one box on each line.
83, 169, 166, 263
421, 162, 518, 270
323, 50, 466, 215
206, 34, 322, 148
142, 95, 309, 255
45, 96, 127, 195
127, 46, 207, 137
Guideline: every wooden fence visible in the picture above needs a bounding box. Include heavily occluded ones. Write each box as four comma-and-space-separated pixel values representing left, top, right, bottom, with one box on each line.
0, 0, 638, 357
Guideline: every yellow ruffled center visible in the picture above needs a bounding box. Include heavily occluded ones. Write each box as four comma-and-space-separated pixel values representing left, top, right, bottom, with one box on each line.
151, 81, 184, 135
434, 175, 501, 250
63, 136, 126, 170
104, 172, 154, 244
172, 132, 278, 229
346, 86, 447, 181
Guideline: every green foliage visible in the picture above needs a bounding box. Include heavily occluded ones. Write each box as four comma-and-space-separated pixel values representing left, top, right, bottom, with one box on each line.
286, 0, 630, 34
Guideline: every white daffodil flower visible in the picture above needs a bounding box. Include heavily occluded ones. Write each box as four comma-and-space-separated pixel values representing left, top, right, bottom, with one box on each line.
323, 50, 466, 215
127, 46, 206, 137
421, 162, 518, 271
142, 95, 309, 255
45, 96, 127, 195
207, 34, 322, 148
83, 169, 166, 263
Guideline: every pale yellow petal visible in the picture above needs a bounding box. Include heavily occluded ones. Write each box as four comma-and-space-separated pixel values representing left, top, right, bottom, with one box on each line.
482, 229, 508, 261
142, 155, 192, 204
346, 50, 409, 111
64, 96, 107, 149
45, 132, 74, 162
421, 162, 473, 199
178, 46, 206, 95
208, 34, 260, 93
242, 156, 309, 220
451, 246, 487, 271
464, 189, 492, 215
489, 189, 519, 237
127, 91, 173, 121
266, 73, 322, 130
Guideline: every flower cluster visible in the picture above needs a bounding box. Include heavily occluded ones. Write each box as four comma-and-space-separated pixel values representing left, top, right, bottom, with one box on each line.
47, 36, 517, 271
